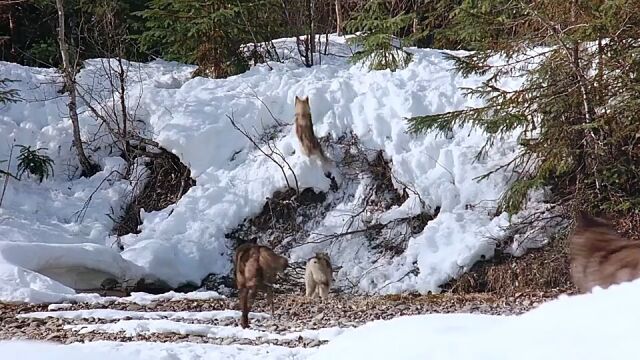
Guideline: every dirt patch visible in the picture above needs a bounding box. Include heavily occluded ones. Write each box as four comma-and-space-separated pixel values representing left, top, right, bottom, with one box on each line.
442, 235, 575, 296
360, 150, 439, 257
226, 133, 438, 259
225, 186, 328, 253
112, 149, 196, 237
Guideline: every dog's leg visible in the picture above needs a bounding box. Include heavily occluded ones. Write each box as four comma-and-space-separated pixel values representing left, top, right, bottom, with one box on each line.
305, 275, 316, 298
267, 284, 275, 317
239, 288, 249, 328
318, 283, 329, 299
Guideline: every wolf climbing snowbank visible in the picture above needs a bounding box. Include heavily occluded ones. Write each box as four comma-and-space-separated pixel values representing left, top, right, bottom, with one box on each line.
0, 35, 535, 302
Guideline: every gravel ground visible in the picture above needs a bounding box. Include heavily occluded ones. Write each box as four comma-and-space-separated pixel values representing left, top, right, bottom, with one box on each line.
0, 290, 572, 348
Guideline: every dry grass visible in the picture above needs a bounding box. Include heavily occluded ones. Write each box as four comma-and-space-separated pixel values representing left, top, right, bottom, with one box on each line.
442, 236, 575, 296
113, 149, 195, 236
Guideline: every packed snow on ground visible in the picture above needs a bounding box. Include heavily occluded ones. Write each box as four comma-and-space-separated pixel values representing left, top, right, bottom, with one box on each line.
0, 340, 313, 360
66, 319, 345, 342
0, 34, 537, 302
40, 290, 224, 309
20, 308, 267, 321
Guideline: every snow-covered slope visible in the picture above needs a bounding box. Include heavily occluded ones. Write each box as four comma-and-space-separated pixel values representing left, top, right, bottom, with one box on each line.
0, 59, 194, 302
0, 35, 530, 302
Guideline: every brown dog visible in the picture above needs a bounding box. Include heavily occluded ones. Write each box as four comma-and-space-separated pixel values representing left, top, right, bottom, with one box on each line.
294, 96, 332, 171
569, 212, 640, 293
304, 252, 333, 299
234, 243, 288, 328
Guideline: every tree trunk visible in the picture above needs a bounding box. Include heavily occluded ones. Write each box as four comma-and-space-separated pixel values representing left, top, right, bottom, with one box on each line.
307, 0, 315, 66
569, 0, 592, 124
335, 0, 342, 35
8, 9, 16, 60
55, 0, 96, 177
117, 57, 131, 165
412, 0, 418, 35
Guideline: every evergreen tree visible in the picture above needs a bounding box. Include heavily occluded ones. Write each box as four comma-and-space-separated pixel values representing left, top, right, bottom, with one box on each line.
408, 0, 640, 217
137, 0, 283, 78
0, 79, 19, 105
0, 0, 149, 67
345, 0, 415, 71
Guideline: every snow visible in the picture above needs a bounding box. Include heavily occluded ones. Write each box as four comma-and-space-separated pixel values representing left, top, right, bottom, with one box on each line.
0, 34, 531, 302
107, 290, 226, 305
118, 36, 525, 293
66, 319, 345, 342
20, 309, 267, 321
0, 59, 193, 302
37, 290, 224, 308
309, 280, 640, 360
0, 340, 312, 360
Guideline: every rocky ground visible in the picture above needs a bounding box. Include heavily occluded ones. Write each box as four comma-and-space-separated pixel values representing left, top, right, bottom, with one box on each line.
0, 289, 573, 348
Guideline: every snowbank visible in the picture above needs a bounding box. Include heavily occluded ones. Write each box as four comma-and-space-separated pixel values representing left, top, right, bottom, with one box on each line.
311, 280, 640, 360
0, 59, 195, 302
120, 35, 525, 292
0, 34, 532, 301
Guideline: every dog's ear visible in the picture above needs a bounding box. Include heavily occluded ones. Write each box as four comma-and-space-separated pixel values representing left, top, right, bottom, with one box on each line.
575, 211, 610, 228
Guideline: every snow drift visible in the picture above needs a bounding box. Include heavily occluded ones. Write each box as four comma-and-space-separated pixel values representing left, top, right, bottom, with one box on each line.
0, 35, 533, 302
310, 279, 640, 360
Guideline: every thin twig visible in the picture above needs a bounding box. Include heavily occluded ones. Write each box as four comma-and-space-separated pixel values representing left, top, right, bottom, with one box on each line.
227, 111, 300, 194
0, 140, 16, 208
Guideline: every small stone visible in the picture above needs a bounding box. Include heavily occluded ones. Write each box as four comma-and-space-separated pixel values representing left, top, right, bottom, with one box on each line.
127, 304, 142, 311
308, 339, 321, 348
221, 337, 235, 346
45, 332, 62, 341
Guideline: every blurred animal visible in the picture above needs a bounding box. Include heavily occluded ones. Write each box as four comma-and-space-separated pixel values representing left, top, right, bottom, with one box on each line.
294, 96, 333, 173
234, 243, 288, 328
304, 252, 333, 299
569, 212, 640, 293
